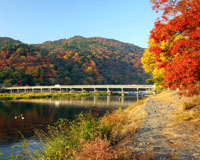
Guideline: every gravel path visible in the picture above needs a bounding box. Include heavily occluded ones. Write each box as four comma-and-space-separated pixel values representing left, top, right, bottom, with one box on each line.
131, 94, 200, 160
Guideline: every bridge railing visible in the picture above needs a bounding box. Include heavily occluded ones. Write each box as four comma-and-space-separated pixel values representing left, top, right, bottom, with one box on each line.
4, 84, 155, 96
5, 84, 155, 89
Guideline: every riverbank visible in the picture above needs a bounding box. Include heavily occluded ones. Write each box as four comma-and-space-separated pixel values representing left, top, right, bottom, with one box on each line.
36, 90, 199, 159
0, 92, 108, 100
32, 96, 147, 159
2, 90, 200, 159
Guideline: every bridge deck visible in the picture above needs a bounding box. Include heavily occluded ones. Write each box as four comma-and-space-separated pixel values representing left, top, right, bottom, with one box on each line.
4, 84, 155, 95
5, 84, 155, 90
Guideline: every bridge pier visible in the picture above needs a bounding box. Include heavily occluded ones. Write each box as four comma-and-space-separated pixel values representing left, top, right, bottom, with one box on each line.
94, 88, 98, 93
137, 88, 139, 95
136, 88, 139, 101
70, 88, 75, 93
121, 88, 125, 96
81, 88, 87, 93
107, 88, 111, 96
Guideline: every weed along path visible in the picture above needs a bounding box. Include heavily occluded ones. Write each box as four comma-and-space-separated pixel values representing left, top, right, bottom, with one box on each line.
131, 91, 200, 160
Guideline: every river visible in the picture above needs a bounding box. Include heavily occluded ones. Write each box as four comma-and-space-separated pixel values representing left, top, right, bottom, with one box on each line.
0, 95, 141, 158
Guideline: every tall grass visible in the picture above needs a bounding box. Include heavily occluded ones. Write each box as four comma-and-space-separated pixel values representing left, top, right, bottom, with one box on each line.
34, 109, 134, 160
183, 96, 200, 110
176, 96, 200, 121
33, 113, 100, 159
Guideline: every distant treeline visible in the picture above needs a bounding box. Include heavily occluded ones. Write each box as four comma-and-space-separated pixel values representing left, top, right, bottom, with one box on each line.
0, 36, 150, 86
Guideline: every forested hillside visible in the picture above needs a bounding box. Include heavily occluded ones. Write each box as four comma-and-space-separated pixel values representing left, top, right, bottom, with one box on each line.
0, 37, 21, 48
0, 36, 150, 86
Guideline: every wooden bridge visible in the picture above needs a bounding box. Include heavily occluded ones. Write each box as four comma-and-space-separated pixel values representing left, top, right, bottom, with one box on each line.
4, 84, 155, 96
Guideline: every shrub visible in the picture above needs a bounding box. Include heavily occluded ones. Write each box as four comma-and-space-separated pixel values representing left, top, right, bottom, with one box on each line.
35, 113, 102, 159
183, 97, 200, 110
74, 137, 133, 160
35, 110, 134, 160
183, 102, 196, 110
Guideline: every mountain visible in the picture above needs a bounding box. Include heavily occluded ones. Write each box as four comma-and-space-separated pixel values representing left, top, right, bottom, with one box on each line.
0, 37, 21, 48
0, 36, 150, 86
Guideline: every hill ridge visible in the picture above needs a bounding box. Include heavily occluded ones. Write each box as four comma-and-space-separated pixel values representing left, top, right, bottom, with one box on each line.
0, 36, 150, 86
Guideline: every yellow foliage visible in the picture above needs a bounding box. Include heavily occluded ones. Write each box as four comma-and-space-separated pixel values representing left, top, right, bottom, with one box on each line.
74, 52, 79, 57
141, 39, 165, 92
141, 49, 156, 72
152, 68, 164, 78
90, 60, 96, 67
86, 66, 93, 73
174, 34, 185, 41
142, 34, 186, 92
63, 55, 68, 59
152, 68, 164, 92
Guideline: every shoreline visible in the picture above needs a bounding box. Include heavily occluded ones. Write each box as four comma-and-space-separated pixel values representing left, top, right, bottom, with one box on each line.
0, 92, 109, 101
3, 90, 199, 159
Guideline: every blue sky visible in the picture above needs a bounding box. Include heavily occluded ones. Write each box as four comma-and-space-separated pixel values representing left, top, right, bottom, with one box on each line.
0, 0, 160, 48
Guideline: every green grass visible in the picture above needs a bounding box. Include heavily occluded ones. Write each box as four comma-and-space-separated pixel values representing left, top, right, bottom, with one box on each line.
34, 113, 101, 159
0, 92, 108, 101
33, 109, 134, 160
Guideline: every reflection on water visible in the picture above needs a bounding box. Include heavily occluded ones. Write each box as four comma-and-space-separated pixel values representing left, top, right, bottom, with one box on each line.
20, 96, 136, 108
0, 96, 140, 158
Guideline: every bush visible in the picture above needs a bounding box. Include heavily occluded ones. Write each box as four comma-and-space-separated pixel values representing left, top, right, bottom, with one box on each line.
35, 110, 134, 160
183, 97, 200, 110
35, 113, 102, 159
183, 102, 196, 110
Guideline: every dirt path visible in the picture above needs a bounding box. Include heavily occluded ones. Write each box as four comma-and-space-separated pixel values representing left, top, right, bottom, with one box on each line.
131, 92, 200, 160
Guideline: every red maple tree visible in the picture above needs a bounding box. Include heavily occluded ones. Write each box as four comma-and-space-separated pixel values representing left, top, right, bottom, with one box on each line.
149, 0, 200, 96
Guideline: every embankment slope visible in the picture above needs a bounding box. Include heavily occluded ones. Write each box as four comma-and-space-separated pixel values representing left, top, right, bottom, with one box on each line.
128, 91, 200, 159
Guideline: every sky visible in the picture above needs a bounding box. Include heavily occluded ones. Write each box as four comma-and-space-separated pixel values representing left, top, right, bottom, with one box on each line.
0, 0, 161, 48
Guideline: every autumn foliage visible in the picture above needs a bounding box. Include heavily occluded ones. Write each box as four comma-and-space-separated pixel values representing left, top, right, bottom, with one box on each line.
143, 0, 200, 96
0, 36, 149, 86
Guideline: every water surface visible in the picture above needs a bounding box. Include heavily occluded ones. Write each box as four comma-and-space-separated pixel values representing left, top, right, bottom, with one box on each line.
0, 96, 140, 158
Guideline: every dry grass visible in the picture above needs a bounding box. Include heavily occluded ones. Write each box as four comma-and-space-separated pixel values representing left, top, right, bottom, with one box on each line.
34, 100, 147, 160
73, 99, 147, 160
74, 137, 134, 160
176, 110, 200, 121
100, 108, 131, 143
182, 96, 200, 110
30, 95, 148, 160
175, 96, 200, 121
101, 98, 147, 143
124, 99, 147, 136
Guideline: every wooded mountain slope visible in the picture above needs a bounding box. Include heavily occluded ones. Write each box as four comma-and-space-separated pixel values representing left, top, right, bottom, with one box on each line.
0, 36, 150, 86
